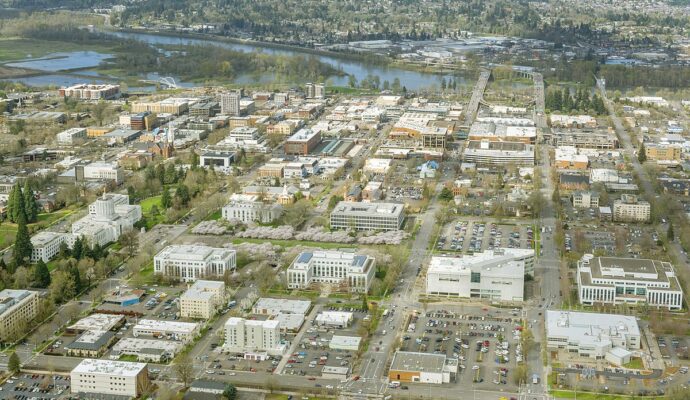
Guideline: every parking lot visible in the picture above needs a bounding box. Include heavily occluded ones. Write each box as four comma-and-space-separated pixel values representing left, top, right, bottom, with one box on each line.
400, 306, 523, 392
0, 373, 70, 400
437, 220, 534, 254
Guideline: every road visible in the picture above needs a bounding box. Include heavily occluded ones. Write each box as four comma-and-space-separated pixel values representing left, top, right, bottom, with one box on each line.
464, 70, 491, 125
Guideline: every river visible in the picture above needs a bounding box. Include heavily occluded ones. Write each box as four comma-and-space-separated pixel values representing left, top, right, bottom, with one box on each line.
3, 30, 466, 91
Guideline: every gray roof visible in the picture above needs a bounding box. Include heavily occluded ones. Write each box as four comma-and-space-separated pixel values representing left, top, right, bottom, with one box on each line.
66, 330, 115, 351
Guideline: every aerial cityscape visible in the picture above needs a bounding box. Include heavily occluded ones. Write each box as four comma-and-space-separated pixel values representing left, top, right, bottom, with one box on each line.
0, 1, 690, 400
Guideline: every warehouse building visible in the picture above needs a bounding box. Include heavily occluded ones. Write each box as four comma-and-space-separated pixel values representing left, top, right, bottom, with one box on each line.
388, 351, 457, 384
132, 319, 200, 343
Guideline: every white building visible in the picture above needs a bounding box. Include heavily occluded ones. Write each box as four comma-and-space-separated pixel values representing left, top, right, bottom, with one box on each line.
180, 280, 225, 319
57, 127, 87, 145
426, 249, 535, 302
463, 140, 535, 166
330, 201, 405, 231
572, 191, 600, 209
363, 158, 392, 174
222, 194, 283, 224
154, 245, 236, 282
224, 317, 287, 358
60, 84, 120, 100
200, 149, 235, 169
252, 298, 311, 316
71, 193, 142, 248
70, 359, 149, 398
132, 319, 200, 343
218, 127, 269, 153
80, 161, 124, 184
111, 338, 183, 363
388, 351, 457, 384
286, 250, 376, 293
0, 290, 39, 342
546, 310, 641, 361
577, 254, 683, 310
220, 91, 241, 116
612, 194, 650, 222
30, 231, 69, 263
329, 335, 361, 351
315, 311, 353, 328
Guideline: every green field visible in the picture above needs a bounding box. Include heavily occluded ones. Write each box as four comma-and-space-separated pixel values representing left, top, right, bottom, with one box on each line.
140, 195, 162, 213
623, 357, 644, 369
550, 391, 657, 400
0, 37, 112, 63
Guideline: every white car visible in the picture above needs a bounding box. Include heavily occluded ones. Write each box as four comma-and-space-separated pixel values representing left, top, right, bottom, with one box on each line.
472, 365, 480, 370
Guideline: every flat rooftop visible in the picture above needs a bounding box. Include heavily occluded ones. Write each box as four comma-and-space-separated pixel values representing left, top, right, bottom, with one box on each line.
546, 310, 640, 347
389, 351, 446, 373
72, 358, 147, 377
253, 298, 311, 315
428, 248, 534, 277
134, 319, 199, 334
331, 201, 404, 217
68, 313, 125, 332
579, 256, 682, 291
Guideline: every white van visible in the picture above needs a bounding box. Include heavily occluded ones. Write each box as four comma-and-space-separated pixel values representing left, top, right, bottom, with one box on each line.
389, 381, 401, 388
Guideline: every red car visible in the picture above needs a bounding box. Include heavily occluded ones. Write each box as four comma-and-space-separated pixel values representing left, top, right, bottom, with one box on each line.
308, 377, 316, 381
353, 376, 360, 381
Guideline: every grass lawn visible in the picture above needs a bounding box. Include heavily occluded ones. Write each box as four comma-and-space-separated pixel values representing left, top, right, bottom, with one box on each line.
230, 238, 355, 249
135, 262, 155, 284
205, 210, 222, 221
0, 225, 16, 248
46, 260, 59, 272
140, 195, 162, 213
118, 354, 139, 362
550, 391, 648, 400
0, 37, 113, 62
624, 357, 644, 369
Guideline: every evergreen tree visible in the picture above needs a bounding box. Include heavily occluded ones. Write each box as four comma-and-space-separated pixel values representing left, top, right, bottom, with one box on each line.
362, 296, 369, 312
223, 384, 237, 400
58, 241, 70, 259
175, 184, 191, 207
562, 88, 573, 110
6, 184, 17, 223
552, 90, 562, 111
668, 224, 675, 241
155, 164, 166, 185
69, 263, 82, 292
8, 352, 20, 374
638, 142, 647, 163
0, 258, 7, 272
12, 208, 31, 267
23, 181, 37, 223
72, 236, 84, 260
164, 163, 178, 184
161, 188, 172, 209
33, 259, 51, 288
439, 187, 454, 201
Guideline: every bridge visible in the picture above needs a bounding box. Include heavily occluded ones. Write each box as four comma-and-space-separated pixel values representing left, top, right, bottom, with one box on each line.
463, 69, 491, 125
138, 76, 178, 89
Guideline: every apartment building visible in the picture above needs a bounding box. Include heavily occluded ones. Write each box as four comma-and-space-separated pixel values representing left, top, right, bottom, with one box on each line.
645, 143, 682, 162
59, 84, 121, 100
0, 290, 39, 342
426, 249, 535, 302
330, 201, 405, 231
180, 280, 225, 319
56, 127, 87, 146
222, 194, 283, 224
577, 254, 683, 310
612, 194, 650, 222
224, 318, 286, 359
153, 245, 236, 282
552, 130, 618, 149
70, 359, 149, 398
546, 310, 640, 361
286, 250, 376, 293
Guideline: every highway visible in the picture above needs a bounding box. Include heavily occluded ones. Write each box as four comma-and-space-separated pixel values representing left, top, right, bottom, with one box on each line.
464, 70, 491, 125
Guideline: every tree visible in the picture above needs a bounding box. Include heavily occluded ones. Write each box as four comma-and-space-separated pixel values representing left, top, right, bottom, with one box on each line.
12, 213, 32, 267
8, 352, 20, 373
438, 187, 454, 201
362, 296, 369, 312
173, 354, 194, 387
72, 237, 84, 260
69, 263, 82, 292
160, 187, 172, 209
91, 101, 109, 126
23, 181, 38, 223
175, 184, 191, 207
7, 184, 19, 223
223, 383, 237, 400
638, 142, 647, 163
33, 259, 51, 288
668, 224, 675, 241
119, 230, 139, 255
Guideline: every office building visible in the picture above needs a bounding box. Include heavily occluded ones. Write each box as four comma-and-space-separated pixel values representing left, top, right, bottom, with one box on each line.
644, 143, 682, 162
199, 149, 235, 168
315, 311, 353, 328
66, 330, 117, 358
286, 250, 376, 293
612, 194, 650, 222
224, 318, 287, 358
221, 91, 241, 116
388, 351, 458, 384
305, 83, 325, 99
76, 161, 124, 184
218, 126, 269, 153
56, 127, 87, 145
555, 146, 589, 170
222, 194, 283, 224
71, 193, 142, 248
131, 97, 194, 115
330, 201, 405, 231
67, 313, 125, 334
463, 140, 535, 166
0, 290, 39, 342
132, 319, 200, 343
252, 298, 311, 316
572, 191, 600, 209
329, 335, 361, 351
546, 310, 640, 362
30, 231, 69, 263
284, 129, 321, 155
577, 254, 683, 310
111, 338, 183, 363
426, 249, 534, 302
70, 359, 149, 398
552, 130, 618, 149
59, 84, 120, 100
180, 280, 225, 319
154, 245, 236, 282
